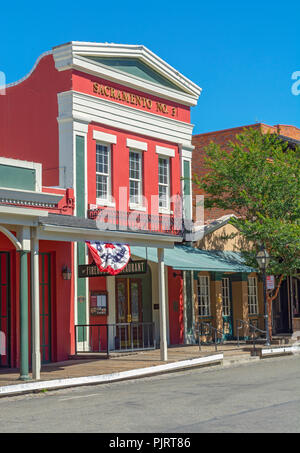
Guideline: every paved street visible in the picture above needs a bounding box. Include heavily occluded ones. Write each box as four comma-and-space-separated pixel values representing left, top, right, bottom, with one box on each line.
0, 355, 299, 433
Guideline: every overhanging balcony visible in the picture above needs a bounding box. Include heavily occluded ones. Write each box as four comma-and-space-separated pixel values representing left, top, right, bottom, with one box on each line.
87, 207, 184, 236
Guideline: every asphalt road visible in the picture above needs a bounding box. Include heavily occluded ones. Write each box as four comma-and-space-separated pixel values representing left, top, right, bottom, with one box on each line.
0, 355, 300, 433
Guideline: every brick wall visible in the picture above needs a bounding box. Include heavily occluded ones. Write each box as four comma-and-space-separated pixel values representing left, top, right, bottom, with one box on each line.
192, 123, 300, 223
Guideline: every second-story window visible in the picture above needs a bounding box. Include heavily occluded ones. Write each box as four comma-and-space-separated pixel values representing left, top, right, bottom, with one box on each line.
158, 157, 170, 210
129, 151, 142, 206
96, 143, 111, 202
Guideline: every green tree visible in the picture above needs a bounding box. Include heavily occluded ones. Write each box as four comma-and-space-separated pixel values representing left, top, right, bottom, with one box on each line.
194, 128, 300, 335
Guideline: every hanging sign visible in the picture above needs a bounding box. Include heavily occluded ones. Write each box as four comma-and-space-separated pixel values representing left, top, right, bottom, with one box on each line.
78, 259, 147, 278
266, 275, 275, 290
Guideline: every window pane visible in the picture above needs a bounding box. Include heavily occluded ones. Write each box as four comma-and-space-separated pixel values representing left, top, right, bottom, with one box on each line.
96, 143, 110, 200
159, 185, 167, 208
96, 144, 109, 174
248, 277, 258, 315
197, 276, 211, 317
158, 157, 169, 209
96, 174, 108, 199
129, 152, 141, 180
129, 151, 142, 204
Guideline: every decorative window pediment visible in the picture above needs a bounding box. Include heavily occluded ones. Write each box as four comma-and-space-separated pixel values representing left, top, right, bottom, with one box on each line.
85, 57, 185, 93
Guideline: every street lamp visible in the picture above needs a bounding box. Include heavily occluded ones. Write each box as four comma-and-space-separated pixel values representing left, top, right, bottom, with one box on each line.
256, 246, 271, 346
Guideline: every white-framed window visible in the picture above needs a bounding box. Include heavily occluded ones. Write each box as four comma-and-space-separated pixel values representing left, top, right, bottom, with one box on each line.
248, 277, 259, 315
222, 277, 231, 316
158, 157, 170, 210
96, 143, 111, 202
129, 150, 143, 206
197, 275, 211, 317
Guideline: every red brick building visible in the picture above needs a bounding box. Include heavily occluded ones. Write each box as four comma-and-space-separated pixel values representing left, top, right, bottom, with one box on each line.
191, 123, 300, 338
192, 123, 300, 223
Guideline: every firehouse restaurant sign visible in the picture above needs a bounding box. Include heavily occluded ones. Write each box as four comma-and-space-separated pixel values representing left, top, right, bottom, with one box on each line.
78, 260, 147, 278
93, 82, 177, 117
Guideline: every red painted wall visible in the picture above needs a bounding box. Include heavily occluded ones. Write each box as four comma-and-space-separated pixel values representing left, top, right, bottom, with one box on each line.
89, 276, 108, 352
72, 70, 191, 123
0, 232, 74, 367
168, 268, 184, 345
39, 240, 74, 362
0, 233, 19, 367
0, 55, 71, 187
87, 123, 181, 213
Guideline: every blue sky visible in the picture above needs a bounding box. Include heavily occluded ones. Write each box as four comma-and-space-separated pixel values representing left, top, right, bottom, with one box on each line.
1, 0, 299, 134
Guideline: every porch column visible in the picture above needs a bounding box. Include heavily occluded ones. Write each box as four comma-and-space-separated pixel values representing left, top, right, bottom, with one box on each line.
158, 248, 167, 361
19, 250, 30, 380
18, 226, 31, 381
31, 234, 41, 380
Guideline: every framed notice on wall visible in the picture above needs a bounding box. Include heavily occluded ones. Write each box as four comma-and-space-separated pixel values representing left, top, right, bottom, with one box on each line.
90, 291, 108, 316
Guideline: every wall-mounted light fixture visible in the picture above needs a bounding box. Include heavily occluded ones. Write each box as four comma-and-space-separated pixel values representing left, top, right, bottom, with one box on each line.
173, 271, 182, 278
62, 266, 72, 280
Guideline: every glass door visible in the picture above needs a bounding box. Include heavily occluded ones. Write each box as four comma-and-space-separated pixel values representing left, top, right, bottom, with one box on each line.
116, 278, 142, 349
222, 277, 234, 340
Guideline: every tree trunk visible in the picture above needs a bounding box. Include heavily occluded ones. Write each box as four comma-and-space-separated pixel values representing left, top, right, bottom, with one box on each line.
267, 274, 284, 340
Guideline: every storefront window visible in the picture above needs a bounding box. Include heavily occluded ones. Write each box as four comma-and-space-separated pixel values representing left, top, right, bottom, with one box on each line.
222, 278, 231, 316
248, 277, 259, 315
197, 276, 211, 317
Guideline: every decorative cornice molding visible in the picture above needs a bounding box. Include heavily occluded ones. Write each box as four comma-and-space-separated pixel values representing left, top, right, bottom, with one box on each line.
57, 90, 195, 147
126, 138, 147, 151
52, 41, 201, 106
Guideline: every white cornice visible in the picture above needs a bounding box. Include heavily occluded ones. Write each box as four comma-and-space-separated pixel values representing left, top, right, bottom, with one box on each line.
52, 41, 201, 106
93, 130, 117, 144
57, 90, 195, 147
156, 146, 175, 158
126, 138, 148, 151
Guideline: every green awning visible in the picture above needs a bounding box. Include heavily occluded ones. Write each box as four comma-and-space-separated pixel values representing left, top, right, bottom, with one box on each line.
131, 245, 254, 273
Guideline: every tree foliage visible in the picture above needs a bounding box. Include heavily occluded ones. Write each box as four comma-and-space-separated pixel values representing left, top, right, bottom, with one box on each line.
194, 128, 300, 278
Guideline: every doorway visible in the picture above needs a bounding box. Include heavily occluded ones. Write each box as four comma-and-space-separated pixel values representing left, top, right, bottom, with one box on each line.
39, 253, 52, 363
222, 277, 234, 340
115, 278, 143, 348
273, 279, 291, 334
0, 252, 10, 367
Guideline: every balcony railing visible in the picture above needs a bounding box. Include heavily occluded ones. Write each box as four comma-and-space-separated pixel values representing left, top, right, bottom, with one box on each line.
87, 207, 183, 236
75, 322, 156, 357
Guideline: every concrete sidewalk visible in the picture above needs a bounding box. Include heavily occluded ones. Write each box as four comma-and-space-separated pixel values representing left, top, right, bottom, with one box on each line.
0, 346, 220, 386
1, 343, 293, 397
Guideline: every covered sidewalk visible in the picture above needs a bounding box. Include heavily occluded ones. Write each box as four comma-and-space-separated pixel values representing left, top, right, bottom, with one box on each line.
0, 206, 181, 382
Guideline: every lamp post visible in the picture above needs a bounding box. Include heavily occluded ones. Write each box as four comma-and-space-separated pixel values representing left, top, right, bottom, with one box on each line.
256, 246, 271, 346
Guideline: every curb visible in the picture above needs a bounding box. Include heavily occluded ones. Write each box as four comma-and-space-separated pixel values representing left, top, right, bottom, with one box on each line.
260, 345, 300, 358
0, 354, 223, 397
